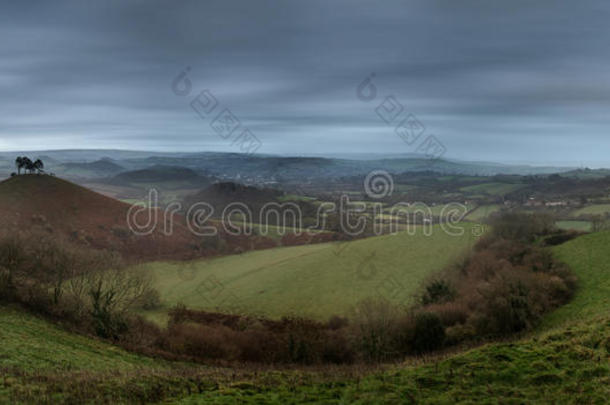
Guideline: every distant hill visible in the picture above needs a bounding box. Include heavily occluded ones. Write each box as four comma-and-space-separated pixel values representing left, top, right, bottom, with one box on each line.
57, 159, 125, 178
108, 165, 214, 189
0, 150, 581, 181
0, 175, 201, 261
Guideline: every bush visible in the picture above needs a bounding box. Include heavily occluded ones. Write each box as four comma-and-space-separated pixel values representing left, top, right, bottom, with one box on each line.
475, 280, 534, 336
489, 212, 555, 242
350, 298, 402, 362
415, 212, 577, 347
163, 307, 355, 364
411, 312, 445, 353
421, 279, 456, 305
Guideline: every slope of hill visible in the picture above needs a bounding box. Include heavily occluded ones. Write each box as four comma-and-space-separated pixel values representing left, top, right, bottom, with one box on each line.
137, 223, 480, 321
185, 182, 283, 211
0, 175, 201, 261
542, 230, 610, 329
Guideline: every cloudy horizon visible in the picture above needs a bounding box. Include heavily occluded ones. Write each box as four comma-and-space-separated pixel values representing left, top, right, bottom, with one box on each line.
1, 0, 609, 166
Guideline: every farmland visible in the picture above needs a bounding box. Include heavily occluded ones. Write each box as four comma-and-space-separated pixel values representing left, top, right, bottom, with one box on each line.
139, 223, 480, 321
556, 220, 592, 232
464, 204, 502, 221
571, 204, 610, 216
459, 182, 524, 196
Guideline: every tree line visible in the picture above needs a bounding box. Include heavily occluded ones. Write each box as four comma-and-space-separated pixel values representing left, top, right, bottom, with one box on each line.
14, 156, 44, 175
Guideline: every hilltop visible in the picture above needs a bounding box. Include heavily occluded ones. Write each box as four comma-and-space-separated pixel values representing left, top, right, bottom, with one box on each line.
0, 175, 201, 261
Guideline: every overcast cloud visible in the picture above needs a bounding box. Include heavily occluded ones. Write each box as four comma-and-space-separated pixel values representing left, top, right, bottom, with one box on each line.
0, 0, 609, 165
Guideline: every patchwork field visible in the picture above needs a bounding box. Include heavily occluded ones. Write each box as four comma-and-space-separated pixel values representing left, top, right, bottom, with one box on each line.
138, 223, 480, 321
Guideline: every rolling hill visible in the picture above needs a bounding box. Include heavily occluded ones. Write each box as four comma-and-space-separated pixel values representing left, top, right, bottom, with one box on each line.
57, 158, 126, 178
108, 165, 214, 189
137, 223, 480, 321
0, 175, 202, 261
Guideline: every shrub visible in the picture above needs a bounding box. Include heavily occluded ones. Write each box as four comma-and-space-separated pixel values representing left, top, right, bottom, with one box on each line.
489, 212, 555, 242
421, 279, 456, 305
474, 279, 535, 336
411, 312, 445, 353
416, 212, 576, 347
350, 298, 402, 361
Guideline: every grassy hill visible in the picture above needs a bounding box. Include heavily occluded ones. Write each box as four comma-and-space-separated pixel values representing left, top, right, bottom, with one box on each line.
1, 230, 609, 403
541, 230, 610, 329
0, 175, 201, 261
138, 223, 480, 321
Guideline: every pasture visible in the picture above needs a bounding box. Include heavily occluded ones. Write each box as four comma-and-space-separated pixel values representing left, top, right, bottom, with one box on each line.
571, 203, 610, 216
465, 204, 502, 221
138, 223, 480, 321
542, 230, 610, 328
555, 220, 592, 232
459, 182, 524, 196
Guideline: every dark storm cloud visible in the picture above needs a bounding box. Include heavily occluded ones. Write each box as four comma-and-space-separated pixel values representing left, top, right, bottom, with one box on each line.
0, 0, 609, 164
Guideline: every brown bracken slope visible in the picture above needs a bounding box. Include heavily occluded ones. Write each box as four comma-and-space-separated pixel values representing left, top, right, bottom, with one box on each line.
0, 175, 202, 261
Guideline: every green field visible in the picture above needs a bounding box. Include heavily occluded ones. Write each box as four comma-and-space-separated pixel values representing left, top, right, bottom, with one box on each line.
541, 230, 610, 328
465, 204, 502, 221
556, 220, 592, 232
572, 204, 610, 216
460, 182, 524, 196
0, 306, 162, 372
138, 223, 479, 321
384, 202, 475, 217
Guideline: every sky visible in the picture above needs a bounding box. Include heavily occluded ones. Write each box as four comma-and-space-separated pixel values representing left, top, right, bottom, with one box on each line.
1, 0, 609, 165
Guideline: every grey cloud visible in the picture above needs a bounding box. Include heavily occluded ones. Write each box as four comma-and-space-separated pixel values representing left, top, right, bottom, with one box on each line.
0, 0, 609, 164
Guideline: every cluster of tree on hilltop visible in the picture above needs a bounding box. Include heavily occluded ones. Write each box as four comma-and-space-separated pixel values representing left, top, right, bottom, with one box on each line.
13, 156, 44, 175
